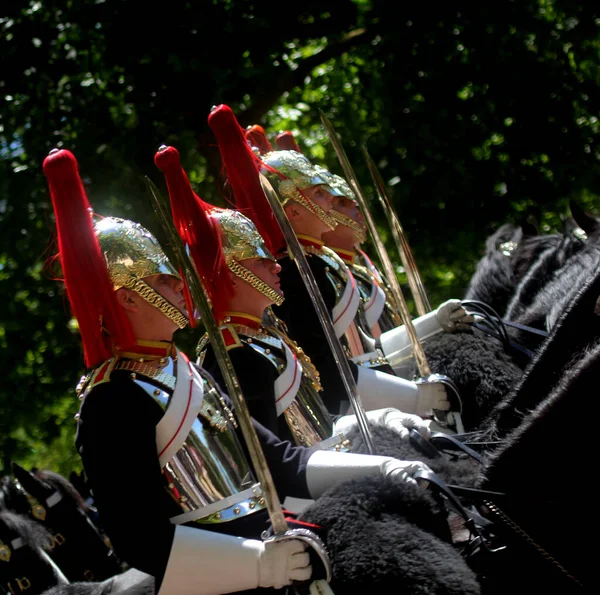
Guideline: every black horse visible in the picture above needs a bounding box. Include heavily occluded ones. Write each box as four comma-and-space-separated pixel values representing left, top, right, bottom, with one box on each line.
0, 508, 68, 595
475, 337, 598, 593
1, 467, 122, 584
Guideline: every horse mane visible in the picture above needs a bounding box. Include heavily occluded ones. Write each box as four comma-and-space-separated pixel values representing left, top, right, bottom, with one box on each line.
36, 470, 89, 511
0, 509, 53, 550
504, 232, 583, 321
484, 265, 600, 436
512, 241, 600, 341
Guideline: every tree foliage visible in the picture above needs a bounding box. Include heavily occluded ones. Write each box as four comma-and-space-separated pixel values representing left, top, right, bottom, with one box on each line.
1, 0, 599, 473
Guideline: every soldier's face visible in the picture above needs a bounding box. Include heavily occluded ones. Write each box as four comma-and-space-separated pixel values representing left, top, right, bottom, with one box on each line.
239, 257, 283, 302
333, 196, 364, 224
303, 184, 334, 212
135, 274, 187, 337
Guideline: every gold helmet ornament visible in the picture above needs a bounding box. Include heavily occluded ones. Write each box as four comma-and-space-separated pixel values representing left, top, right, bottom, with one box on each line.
260, 150, 338, 231
313, 166, 367, 244
43, 149, 187, 369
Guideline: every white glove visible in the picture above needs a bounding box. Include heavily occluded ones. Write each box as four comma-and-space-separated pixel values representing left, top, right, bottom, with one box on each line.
416, 382, 450, 417
258, 539, 312, 589
381, 409, 432, 441
436, 299, 475, 332
382, 458, 433, 487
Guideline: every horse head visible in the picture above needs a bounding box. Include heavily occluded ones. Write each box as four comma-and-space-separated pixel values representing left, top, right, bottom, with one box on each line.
8, 465, 121, 583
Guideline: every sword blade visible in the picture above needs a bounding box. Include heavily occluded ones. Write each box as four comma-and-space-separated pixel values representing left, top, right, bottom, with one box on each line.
362, 145, 431, 315
319, 111, 431, 378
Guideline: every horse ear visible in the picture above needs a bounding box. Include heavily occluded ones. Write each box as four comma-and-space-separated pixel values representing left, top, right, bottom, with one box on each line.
569, 200, 599, 235
11, 462, 49, 499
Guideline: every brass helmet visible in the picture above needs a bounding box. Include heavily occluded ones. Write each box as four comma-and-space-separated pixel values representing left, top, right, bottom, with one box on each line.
209, 208, 284, 307
209, 208, 276, 263
43, 148, 187, 370
312, 167, 366, 244
260, 150, 338, 230
95, 217, 180, 290
94, 216, 189, 330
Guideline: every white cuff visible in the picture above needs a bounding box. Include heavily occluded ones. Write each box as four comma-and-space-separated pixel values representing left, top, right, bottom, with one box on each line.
306, 450, 395, 499
356, 366, 419, 414
378, 311, 442, 376
159, 525, 262, 594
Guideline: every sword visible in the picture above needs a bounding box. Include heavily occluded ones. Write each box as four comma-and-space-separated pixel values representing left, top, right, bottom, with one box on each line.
258, 173, 375, 455
146, 176, 333, 586
319, 114, 463, 431
319, 111, 431, 378
362, 145, 431, 316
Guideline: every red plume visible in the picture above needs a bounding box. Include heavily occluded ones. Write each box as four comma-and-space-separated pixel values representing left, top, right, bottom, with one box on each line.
275, 131, 301, 153
43, 149, 135, 368
245, 125, 274, 155
154, 146, 233, 321
208, 105, 286, 256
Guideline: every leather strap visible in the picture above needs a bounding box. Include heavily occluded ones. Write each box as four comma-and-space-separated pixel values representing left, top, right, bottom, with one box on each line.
430, 432, 485, 464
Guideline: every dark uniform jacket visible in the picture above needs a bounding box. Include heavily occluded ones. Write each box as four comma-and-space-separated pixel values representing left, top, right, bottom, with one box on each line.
75, 361, 311, 590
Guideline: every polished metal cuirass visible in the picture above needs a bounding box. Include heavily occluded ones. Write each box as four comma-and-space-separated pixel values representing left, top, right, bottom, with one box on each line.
317, 247, 374, 358
137, 365, 266, 525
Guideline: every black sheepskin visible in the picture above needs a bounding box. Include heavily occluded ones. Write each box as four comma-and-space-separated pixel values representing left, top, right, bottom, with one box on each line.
40, 569, 155, 595
348, 424, 482, 488
408, 331, 523, 431
300, 476, 481, 594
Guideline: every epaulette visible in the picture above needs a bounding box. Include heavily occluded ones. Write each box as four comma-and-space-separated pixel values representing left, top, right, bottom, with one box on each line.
221, 325, 243, 350
319, 246, 348, 281
76, 358, 119, 399
350, 263, 373, 285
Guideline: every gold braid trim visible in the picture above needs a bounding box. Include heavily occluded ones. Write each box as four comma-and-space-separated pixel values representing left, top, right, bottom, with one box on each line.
279, 180, 338, 231
227, 258, 285, 306
330, 210, 367, 244
268, 325, 323, 392
126, 279, 189, 329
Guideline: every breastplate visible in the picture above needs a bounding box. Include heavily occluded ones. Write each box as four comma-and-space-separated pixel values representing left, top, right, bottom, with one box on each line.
352, 263, 402, 333
129, 358, 266, 525
217, 324, 345, 450
317, 248, 374, 357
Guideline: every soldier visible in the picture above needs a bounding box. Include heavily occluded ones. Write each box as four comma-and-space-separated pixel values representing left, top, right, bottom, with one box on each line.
155, 144, 430, 450
43, 148, 432, 595
273, 128, 474, 374
210, 105, 450, 420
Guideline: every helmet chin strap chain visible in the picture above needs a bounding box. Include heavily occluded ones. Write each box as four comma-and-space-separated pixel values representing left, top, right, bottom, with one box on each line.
329, 209, 367, 244
127, 278, 189, 329
227, 258, 285, 307
279, 180, 338, 231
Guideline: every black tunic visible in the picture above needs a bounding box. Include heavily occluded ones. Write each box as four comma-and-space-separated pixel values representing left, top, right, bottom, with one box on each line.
75, 366, 311, 590
204, 344, 293, 444
273, 254, 359, 415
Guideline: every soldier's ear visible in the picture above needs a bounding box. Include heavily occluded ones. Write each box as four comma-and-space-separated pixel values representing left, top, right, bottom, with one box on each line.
115, 288, 139, 312
285, 203, 301, 222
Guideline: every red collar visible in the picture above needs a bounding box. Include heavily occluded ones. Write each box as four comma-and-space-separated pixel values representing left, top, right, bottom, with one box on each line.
296, 234, 324, 250
117, 339, 173, 361
221, 311, 263, 330
329, 246, 356, 265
